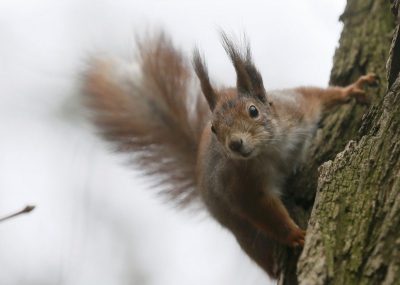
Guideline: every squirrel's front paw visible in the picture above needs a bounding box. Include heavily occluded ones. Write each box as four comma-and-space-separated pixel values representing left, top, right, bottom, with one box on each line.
358, 73, 379, 87
345, 73, 379, 105
286, 227, 306, 248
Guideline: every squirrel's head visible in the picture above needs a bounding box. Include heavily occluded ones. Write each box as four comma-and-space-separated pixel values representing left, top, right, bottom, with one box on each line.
193, 34, 275, 160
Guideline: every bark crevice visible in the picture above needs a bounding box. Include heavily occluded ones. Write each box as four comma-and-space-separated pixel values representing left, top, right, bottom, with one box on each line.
279, 1, 399, 284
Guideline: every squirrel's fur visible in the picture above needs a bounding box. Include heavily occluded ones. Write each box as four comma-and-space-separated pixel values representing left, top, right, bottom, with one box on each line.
84, 34, 209, 205
83, 32, 377, 278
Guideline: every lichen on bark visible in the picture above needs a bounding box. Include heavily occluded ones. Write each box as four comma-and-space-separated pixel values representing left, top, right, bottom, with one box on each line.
279, 0, 400, 284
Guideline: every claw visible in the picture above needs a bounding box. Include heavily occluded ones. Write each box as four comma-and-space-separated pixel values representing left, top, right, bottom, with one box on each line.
346, 73, 379, 105
357, 73, 379, 87
287, 227, 306, 248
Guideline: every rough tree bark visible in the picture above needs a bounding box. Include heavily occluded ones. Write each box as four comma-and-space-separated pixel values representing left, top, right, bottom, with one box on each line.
279, 0, 400, 284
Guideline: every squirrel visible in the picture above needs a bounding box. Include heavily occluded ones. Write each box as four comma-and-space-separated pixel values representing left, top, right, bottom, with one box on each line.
83, 32, 377, 278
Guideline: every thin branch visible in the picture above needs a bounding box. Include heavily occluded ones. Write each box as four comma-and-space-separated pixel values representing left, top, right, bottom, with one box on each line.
0, 205, 36, 223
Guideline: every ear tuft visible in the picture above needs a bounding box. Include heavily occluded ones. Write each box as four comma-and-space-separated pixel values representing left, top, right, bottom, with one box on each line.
220, 32, 253, 94
243, 50, 267, 103
193, 48, 217, 111
220, 32, 268, 103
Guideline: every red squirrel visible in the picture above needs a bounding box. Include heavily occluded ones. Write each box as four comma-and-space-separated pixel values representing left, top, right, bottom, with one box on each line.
83, 32, 377, 278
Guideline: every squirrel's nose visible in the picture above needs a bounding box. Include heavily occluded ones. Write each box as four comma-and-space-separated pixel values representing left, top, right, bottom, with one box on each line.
229, 139, 243, 152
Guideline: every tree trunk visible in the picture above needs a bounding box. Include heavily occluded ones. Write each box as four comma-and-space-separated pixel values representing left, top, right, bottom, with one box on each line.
279, 0, 400, 284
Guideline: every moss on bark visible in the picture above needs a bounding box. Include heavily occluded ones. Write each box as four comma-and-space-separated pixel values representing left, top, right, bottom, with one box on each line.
279, 1, 399, 284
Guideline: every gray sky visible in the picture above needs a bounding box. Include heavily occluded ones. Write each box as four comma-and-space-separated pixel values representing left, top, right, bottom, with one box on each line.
0, 1, 345, 284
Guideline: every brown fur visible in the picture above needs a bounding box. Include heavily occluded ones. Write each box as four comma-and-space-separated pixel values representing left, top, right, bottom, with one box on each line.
82, 32, 377, 278
83, 34, 209, 205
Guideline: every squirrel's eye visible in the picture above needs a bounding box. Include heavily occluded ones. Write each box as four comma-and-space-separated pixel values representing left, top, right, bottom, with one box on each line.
249, 105, 259, 118
211, 125, 216, 134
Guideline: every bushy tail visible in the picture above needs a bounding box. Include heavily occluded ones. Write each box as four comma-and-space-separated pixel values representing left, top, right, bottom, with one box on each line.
83, 33, 210, 206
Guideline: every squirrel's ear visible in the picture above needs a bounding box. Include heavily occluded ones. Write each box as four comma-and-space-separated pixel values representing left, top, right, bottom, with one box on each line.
221, 32, 268, 104
193, 49, 218, 111
221, 33, 253, 94
244, 49, 268, 103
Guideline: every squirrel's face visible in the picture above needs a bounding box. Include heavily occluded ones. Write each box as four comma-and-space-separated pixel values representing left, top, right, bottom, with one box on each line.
193, 32, 273, 160
211, 93, 274, 159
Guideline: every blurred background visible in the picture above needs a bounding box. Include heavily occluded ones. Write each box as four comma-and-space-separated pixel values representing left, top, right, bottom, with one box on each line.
0, 0, 345, 284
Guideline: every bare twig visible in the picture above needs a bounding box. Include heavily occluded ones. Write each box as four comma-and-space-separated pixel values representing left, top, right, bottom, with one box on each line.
0, 205, 36, 223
